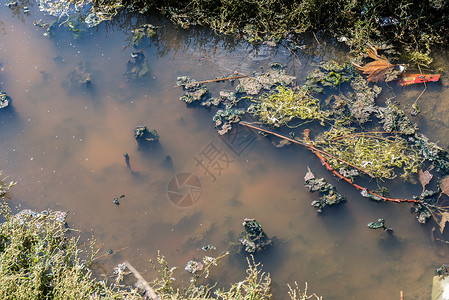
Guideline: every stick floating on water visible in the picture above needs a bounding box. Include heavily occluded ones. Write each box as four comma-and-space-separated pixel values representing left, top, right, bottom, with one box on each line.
178, 75, 249, 86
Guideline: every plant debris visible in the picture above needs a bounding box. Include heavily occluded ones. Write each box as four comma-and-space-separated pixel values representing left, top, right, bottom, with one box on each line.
236, 64, 296, 95
367, 218, 393, 233
125, 52, 150, 81
352, 47, 400, 82
304, 168, 346, 212
0, 91, 9, 109
239, 219, 272, 253
134, 126, 159, 150
248, 86, 329, 127
132, 24, 158, 46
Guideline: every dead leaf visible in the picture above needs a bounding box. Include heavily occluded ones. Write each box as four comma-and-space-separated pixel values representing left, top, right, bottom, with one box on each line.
439, 212, 449, 234
353, 46, 395, 82
304, 167, 315, 182
418, 169, 433, 192
440, 175, 449, 198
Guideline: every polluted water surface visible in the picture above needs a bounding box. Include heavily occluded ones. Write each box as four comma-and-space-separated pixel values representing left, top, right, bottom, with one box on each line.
2, 3, 449, 299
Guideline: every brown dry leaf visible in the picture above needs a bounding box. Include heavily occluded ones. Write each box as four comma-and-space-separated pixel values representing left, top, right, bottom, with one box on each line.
439, 212, 449, 234
353, 46, 395, 82
440, 175, 449, 198
418, 169, 433, 192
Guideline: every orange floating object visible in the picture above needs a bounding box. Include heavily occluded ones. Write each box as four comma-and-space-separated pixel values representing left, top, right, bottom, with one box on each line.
398, 73, 440, 86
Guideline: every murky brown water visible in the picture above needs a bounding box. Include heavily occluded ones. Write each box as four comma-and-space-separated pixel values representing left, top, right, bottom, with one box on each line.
1, 4, 449, 299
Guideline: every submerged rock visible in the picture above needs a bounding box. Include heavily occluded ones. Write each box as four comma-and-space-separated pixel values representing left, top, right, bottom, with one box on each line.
239, 218, 272, 253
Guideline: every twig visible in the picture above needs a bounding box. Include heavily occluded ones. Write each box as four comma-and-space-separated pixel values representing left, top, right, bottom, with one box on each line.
285, 44, 302, 66
312, 32, 321, 46
125, 261, 159, 300
240, 121, 375, 177
412, 65, 427, 109
179, 75, 249, 86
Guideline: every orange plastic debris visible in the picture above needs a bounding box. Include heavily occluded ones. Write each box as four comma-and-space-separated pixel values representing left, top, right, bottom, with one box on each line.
398, 73, 440, 86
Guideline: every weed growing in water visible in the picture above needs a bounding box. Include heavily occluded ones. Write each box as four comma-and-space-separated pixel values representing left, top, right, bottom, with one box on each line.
248, 86, 330, 128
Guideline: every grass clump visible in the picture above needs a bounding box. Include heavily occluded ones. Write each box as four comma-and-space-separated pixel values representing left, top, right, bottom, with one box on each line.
0, 203, 142, 299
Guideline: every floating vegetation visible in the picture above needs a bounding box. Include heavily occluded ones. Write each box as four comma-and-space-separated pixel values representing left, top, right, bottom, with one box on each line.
239, 219, 272, 253
213, 108, 246, 135
367, 218, 393, 232
63, 62, 91, 90
177, 76, 209, 104
0, 91, 9, 109
185, 260, 204, 275
248, 86, 329, 127
36, 0, 122, 28
305, 61, 355, 93
12, 209, 68, 225
376, 99, 416, 134
347, 75, 382, 124
304, 168, 346, 212
33, 19, 58, 38
125, 52, 150, 81
352, 47, 401, 82
180, 88, 208, 104
203, 91, 238, 109
134, 126, 159, 149
132, 24, 158, 46
411, 134, 449, 174
314, 127, 421, 180
236, 64, 296, 95
176, 56, 449, 226
202, 244, 216, 251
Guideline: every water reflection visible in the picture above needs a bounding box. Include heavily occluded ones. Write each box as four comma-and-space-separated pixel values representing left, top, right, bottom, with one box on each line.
1, 3, 449, 299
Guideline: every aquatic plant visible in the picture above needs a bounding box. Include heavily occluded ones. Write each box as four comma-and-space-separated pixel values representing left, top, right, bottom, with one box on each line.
214, 256, 272, 300
314, 126, 422, 180
304, 168, 346, 212
288, 282, 322, 300
0, 172, 15, 197
248, 86, 329, 127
